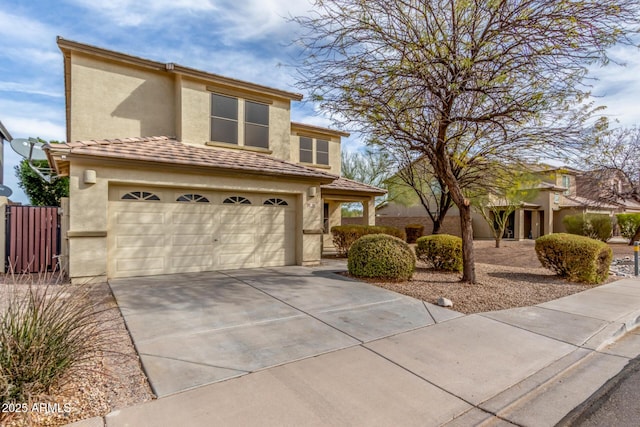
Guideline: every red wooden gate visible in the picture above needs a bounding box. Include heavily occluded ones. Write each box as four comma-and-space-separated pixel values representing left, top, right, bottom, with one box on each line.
5, 206, 60, 273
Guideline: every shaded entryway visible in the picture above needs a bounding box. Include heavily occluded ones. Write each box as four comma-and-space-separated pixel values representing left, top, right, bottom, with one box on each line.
109, 266, 457, 397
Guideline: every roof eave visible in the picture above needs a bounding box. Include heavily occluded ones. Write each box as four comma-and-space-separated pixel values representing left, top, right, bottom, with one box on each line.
57, 37, 303, 102
46, 149, 336, 183
0, 120, 12, 142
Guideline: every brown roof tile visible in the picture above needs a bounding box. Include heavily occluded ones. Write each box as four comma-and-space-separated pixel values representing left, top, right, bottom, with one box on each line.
321, 177, 386, 195
45, 137, 338, 181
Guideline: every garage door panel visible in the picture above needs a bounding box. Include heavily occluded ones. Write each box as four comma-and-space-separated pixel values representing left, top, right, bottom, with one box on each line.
117, 257, 165, 273
109, 193, 296, 278
172, 212, 216, 224
116, 211, 165, 225
170, 255, 213, 269
218, 233, 255, 244
219, 253, 256, 268
116, 235, 165, 249
220, 213, 256, 224
172, 234, 215, 246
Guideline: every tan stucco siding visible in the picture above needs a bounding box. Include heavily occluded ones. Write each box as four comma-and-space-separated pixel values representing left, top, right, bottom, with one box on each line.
269, 99, 291, 161
179, 79, 291, 159
69, 54, 175, 142
179, 78, 209, 144
65, 159, 323, 281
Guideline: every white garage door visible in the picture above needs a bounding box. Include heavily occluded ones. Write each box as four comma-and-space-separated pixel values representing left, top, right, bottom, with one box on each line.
107, 190, 296, 278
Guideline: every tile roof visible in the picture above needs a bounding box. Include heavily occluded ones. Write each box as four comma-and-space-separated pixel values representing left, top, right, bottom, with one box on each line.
45, 137, 338, 181
321, 177, 387, 195
560, 196, 619, 210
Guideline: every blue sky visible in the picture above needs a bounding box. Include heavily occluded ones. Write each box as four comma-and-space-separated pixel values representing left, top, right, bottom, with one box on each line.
1, 0, 639, 204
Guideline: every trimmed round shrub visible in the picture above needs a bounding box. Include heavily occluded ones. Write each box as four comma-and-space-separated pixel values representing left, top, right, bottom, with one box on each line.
535, 233, 612, 284
405, 224, 425, 244
348, 234, 416, 281
331, 225, 406, 256
415, 234, 463, 272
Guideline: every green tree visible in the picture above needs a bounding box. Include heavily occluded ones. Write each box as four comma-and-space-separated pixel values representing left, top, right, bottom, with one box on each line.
15, 159, 69, 206
473, 170, 539, 248
341, 148, 392, 215
293, 0, 639, 283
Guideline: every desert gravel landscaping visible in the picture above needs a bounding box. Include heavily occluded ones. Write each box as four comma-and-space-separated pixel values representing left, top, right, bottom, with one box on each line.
367, 239, 633, 314
0, 239, 635, 426
0, 278, 153, 427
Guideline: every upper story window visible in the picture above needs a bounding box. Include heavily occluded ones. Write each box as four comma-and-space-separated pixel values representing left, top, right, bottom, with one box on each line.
245, 101, 269, 149
300, 137, 313, 163
299, 137, 329, 165
562, 175, 571, 195
211, 94, 270, 149
211, 94, 238, 145
316, 139, 329, 165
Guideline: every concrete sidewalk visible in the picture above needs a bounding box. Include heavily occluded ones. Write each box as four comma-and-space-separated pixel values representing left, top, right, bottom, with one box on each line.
72, 275, 640, 427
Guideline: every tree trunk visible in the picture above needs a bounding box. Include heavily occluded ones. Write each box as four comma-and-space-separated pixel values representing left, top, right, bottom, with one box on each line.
630, 224, 640, 245
459, 204, 476, 283
495, 236, 501, 248
431, 219, 441, 235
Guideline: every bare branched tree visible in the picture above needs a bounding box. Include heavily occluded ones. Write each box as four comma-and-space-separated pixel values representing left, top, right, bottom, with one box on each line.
293, 0, 639, 283
578, 126, 640, 242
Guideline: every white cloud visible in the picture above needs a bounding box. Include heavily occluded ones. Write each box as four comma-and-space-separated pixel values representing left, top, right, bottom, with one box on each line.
0, 82, 63, 98
0, 10, 55, 45
67, 0, 217, 26
0, 99, 66, 142
587, 42, 640, 127
0, 11, 59, 66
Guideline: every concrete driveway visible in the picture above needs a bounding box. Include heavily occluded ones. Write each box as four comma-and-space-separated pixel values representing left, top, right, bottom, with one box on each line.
109, 265, 459, 397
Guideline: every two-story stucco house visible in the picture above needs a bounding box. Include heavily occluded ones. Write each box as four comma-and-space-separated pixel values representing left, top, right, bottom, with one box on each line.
45, 38, 384, 283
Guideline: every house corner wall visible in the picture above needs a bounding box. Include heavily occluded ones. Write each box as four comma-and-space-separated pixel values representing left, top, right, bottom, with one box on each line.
60, 197, 70, 275
67, 163, 108, 282
0, 196, 7, 272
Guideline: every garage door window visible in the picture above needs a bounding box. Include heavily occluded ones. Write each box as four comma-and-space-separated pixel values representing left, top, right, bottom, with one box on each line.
264, 198, 288, 206
121, 191, 160, 201
223, 196, 252, 205
176, 194, 210, 203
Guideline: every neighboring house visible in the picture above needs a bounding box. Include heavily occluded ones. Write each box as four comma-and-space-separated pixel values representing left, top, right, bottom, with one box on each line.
0, 120, 12, 184
45, 38, 384, 283
377, 164, 634, 241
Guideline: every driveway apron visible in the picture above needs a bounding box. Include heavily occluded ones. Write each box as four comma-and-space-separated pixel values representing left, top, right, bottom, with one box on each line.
109, 266, 436, 396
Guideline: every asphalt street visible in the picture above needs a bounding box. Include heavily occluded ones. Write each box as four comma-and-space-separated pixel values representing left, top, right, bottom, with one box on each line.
559, 355, 640, 426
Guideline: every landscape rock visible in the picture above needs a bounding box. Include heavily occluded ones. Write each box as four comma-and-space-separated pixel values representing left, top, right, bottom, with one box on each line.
437, 297, 453, 307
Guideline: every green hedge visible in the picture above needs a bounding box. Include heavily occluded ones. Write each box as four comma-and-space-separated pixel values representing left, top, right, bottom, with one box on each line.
415, 234, 463, 272
562, 213, 612, 242
616, 213, 640, 240
348, 234, 416, 281
331, 225, 406, 257
405, 224, 425, 244
535, 233, 612, 284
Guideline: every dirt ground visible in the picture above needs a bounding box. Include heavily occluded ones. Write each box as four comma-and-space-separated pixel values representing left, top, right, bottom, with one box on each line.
368, 239, 632, 315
